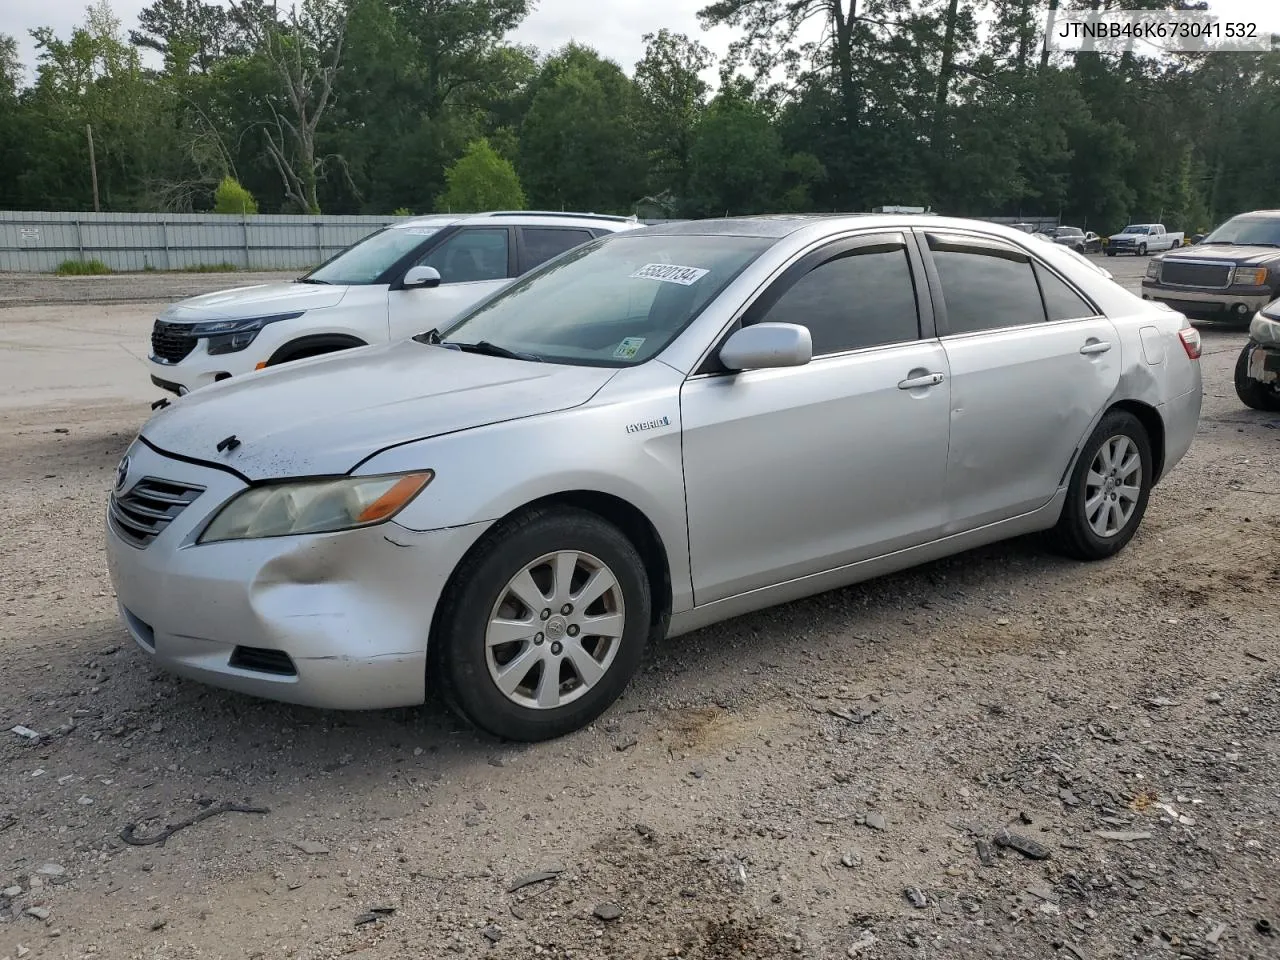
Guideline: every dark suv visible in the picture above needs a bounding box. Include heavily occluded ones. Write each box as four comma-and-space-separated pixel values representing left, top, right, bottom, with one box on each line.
1141, 210, 1280, 324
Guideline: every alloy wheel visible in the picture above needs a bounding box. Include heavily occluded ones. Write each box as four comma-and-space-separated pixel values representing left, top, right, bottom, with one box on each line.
484, 550, 625, 710
1085, 435, 1142, 538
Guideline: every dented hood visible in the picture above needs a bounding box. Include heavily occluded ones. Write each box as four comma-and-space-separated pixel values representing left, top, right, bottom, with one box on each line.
140, 340, 616, 480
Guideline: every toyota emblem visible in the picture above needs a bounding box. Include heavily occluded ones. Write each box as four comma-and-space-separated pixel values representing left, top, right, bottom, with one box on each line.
115, 455, 131, 492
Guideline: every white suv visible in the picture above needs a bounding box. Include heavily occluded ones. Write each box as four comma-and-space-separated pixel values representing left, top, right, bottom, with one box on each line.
147, 212, 642, 395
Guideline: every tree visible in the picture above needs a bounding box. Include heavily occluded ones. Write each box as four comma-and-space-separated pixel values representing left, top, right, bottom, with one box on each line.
228, 0, 348, 213
130, 0, 241, 74
634, 30, 713, 203
436, 137, 524, 211
213, 174, 259, 213
519, 45, 645, 213
686, 80, 785, 216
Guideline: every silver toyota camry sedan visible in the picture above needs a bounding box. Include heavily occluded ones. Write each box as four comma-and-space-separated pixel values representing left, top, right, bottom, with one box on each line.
105, 215, 1203, 741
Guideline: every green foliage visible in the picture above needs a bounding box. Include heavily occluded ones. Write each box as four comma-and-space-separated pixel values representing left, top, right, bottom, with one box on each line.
177, 261, 238, 272
2, 0, 1280, 230
436, 138, 525, 212
55, 259, 112, 275
212, 176, 259, 214
392, 207, 414, 216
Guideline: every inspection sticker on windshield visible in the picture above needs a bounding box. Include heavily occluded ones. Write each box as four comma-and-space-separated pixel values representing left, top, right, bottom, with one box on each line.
613, 336, 646, 360
631, 263, 709, 286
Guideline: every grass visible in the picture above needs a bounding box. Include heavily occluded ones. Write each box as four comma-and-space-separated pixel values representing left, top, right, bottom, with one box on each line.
176, 262, 239, 273
54, 259, 112, 275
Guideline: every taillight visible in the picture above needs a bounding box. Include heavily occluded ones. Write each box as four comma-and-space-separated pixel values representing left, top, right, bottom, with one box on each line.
1178, 326, 1201, 360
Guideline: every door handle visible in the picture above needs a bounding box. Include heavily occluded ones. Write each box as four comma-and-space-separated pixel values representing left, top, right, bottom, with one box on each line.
897, 372, 945, 390
1079, 340, 1112, 356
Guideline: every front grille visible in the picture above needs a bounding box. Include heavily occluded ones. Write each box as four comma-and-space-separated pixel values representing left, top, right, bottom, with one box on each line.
151, 320, 197, 363
1160, 260, 1231, 288
109, 477, 204, 548
229, 646, 297, 676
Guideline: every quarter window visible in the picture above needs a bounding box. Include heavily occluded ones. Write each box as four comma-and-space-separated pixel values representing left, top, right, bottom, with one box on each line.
418, 228, 509, 283
1035, 262, 1096, 321
753, 246, 920, 355
929, 240, 1045, 334
521, 228, 593, 272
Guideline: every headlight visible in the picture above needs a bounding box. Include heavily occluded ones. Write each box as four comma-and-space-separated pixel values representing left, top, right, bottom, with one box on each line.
1145, 259, 1160, 279
1231, 265, 1268, 286
199, 471, 433, 543
186, 312, 304, 356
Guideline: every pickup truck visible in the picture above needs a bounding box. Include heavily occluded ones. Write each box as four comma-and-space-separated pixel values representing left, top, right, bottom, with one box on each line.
1105, 223, 1185, 256
1141, 209, 1280, 325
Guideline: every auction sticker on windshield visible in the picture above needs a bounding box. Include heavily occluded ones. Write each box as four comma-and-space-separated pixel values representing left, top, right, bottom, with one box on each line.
631, 263, 709, 285
613, 336, 645, 360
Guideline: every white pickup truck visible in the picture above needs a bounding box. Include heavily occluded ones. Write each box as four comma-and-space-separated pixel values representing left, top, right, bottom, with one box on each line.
1105, 223, 1185, 256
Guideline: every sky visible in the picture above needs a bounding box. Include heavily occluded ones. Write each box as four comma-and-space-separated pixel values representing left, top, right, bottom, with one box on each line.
1, 0, 742, 83
4, 0, 1280, 85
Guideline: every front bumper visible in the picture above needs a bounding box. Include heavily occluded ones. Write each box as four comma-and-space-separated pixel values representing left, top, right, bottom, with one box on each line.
104, 440, 491, 710
1140, 281, 1274, 318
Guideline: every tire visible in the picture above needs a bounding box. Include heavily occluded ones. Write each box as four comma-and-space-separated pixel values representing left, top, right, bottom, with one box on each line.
430, 506, 652, 742
1049, 409, 1154, 561
1105, 250, 1116, 258
1235, 343, 1280, 411
1137, 244, 1147, 256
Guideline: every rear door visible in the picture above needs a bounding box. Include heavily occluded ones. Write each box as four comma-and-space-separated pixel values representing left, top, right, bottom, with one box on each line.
680, 232, 953, 604
918, 229, 1121, 534
387, 227, 515, 339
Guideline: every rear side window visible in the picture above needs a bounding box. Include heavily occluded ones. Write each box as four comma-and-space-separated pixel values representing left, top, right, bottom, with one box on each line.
1034, 262, 1096, 321
754, 246, 920, 355
928, 237, 1045, 334
521, 228, 593, 272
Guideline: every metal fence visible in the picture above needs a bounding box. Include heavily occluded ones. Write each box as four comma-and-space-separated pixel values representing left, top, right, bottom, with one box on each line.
0, 211, 413, 273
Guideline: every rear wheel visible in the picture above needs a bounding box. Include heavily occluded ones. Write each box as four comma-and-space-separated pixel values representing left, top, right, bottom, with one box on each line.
1235, 343, 1280, 411
431, 507, 651, 742
1049, 410, 1153, 561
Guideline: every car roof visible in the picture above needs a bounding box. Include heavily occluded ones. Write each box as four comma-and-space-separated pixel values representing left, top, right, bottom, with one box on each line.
392, 211, 641, 232
639, 214, 1064, 244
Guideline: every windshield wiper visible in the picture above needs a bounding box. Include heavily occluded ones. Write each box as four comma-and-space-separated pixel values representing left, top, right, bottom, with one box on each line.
296, 277, 330, 284
446, 340, 543, 362
414, 327, 443, 345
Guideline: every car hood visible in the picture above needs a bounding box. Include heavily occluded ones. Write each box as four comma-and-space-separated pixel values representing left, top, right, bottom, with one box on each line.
1108, 232, 1146, 241
140, 340, 617, 480
1163, 245, 1280, 265
159, 282, 348, 322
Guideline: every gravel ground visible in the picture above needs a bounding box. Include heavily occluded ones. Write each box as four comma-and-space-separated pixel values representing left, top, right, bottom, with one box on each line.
0, 271, 299, 307
1, 259, 1278, 960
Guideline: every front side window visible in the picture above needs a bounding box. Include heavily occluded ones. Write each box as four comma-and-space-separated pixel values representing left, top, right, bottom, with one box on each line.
1202, 216, 1280, 247
441, 233, 771, 366
752, 245, 920, 355
929, 237, 1046, 334
418, 228, 510, 283
303, 226, 441, 285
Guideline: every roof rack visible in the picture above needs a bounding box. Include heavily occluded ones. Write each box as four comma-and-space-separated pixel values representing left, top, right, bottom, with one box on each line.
478, 211, 639, 223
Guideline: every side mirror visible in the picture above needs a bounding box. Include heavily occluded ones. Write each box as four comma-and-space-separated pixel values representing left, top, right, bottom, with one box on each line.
719, 322, 812, 371
402, 265, 441, 289
1191, 234, 1205, 245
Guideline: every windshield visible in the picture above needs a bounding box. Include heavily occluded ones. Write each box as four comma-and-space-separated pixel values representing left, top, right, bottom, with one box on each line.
1055, 228, 1082, 237
1202, 215, 1280, 247
303, 226, 442, 285
1121, 225, 1149, 234
440, 233, 771, 366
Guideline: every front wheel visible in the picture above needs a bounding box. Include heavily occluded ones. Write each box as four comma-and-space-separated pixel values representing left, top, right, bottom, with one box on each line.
1136, 244, 1147, 256
1049, 410, 1153, 561
1235, 343, 1280, 411
431, 507, 652, 742
1105, 250, 1116, 258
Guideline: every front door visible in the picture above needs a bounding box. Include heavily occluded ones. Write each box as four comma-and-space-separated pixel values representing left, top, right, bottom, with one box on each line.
387, 227, 514, 340
680, 233, 953, 605
920, 230, 1122, 533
